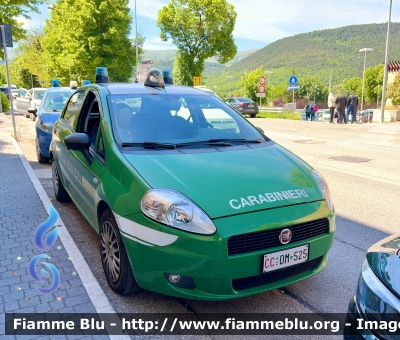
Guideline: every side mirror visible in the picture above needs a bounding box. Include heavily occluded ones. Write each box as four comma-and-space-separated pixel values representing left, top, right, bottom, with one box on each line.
256, 126, 264, 134
27, 107, 37, 115
64, 133, 93, 165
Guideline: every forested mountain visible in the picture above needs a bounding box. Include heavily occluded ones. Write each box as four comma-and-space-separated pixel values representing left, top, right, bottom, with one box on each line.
142, 49, 258, 74
205, 23, 400, 95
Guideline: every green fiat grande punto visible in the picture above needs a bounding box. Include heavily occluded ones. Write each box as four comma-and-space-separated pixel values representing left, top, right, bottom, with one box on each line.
50, 68, 335, 300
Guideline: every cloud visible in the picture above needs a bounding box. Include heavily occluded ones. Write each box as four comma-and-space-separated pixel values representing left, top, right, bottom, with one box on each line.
128, 0, 168, 20
142, 36, 175, 50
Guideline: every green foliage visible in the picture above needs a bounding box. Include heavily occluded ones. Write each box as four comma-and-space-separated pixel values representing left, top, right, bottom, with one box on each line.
43, 0, 140, 84
341, 77, 362, 98
237, 67, 272, 103
387, 73, 400, 108
0, 92, 10, 112
0, 67, 6, 84
0, 0, 44, 43
364, 64, 384, 104
3, 28, 51, 87
257, 111, 301, 120
157, 0, 237, 85
297, 76, 329, 101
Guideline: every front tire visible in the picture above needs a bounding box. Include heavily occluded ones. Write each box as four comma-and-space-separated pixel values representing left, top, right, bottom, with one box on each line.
36, 138, 50, 163
52, 159, 70, 202
250, 114, 256, 118
99, 210, 140, 295
30, 113, 36, 121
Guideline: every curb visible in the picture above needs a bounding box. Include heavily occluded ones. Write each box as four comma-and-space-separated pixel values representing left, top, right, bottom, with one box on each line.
9, 135, 130, 340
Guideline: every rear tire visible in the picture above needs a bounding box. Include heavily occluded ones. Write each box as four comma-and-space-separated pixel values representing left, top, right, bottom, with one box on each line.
99, 210, 140, 295
36, 138, 50, 163
250, 114, 256, 118
52, 159, 70, 202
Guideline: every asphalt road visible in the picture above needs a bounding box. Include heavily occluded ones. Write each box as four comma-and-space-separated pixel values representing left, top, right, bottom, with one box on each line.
8, 107, 400, 339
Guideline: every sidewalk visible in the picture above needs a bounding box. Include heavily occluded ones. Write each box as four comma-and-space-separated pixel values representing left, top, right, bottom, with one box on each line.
0, 114, 114, 339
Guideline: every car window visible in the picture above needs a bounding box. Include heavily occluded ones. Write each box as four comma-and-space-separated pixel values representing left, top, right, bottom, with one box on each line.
19, 89, 28, 97
63, 91, 86, 129
43, 91, 72, 112
237, 98, 253, 103
108, 93, 264, 146
33, 90, 46, 99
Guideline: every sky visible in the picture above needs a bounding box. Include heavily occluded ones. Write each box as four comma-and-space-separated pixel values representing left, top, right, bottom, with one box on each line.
17, 0, 400, 52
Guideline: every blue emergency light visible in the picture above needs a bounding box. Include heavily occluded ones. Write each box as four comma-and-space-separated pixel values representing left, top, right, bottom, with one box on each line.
162, 70, 173, 85
95, 67, 109, 83
144, 68, 165, 88
83, 80, 91, 86
51, 79, 60, 87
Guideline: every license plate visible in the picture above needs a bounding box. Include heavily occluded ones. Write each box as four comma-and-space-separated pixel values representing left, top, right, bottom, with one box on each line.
262, 244, 309, 273
248, 104, 254, 108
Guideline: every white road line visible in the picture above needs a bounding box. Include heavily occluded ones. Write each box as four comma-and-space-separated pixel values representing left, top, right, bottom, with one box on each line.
312, 162, 400, 187
10, 136, 130, 340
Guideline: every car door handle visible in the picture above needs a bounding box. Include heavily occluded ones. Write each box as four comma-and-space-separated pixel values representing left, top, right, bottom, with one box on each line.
93, 178, 98, 184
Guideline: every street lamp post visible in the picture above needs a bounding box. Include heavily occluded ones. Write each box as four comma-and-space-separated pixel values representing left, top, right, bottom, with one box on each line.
381, 0, 392, 122
134, 0, 139, 82
314, 85, 318, 103
359, 48, 373, 113
226, 76, 233, 95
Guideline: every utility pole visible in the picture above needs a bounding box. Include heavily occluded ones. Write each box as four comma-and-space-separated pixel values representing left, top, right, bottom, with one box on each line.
0, 24, 17, 139
134, 0, 139, 82
381, 0, 392, 122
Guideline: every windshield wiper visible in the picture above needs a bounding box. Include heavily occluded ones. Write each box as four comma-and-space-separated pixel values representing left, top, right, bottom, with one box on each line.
175, 138, 263, 147
121, 142, 176, 149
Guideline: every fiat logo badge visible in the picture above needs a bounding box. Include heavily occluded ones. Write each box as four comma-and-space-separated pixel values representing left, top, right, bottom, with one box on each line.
279, 229, 292, 244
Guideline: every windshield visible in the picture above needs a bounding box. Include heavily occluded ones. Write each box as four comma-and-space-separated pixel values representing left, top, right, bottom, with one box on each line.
33, 89, 46, 99
42, 91, 71, 111
108, 93, 265, 146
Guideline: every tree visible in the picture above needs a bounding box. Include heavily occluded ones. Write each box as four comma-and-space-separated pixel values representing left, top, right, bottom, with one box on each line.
342, 77, 362, 98
387, 73, 400, 108
297, 76, 329, 102
158, 0, 237, 86
0, 0, 44, 43
237, 67, 272, 103
364, 64, 384, 104
10, 28, 50, 87
43, 0, 141, 85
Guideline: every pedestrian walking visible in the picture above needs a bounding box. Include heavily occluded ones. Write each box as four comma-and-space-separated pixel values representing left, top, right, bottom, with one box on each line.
335, 90, 347, 124
346, 90, 358, 124
304, 103, 312, 121
310, 104, 318, 121
328, 89, 337, 124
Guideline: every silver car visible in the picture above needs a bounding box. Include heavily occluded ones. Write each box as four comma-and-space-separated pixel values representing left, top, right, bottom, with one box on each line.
15, 87, 47, 118
225, 97, 259, 118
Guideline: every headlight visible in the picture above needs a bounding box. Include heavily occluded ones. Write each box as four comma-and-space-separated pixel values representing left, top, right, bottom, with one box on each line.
41, 123, 54, 133
311, 170, 333, 211
140, 189, 216, 235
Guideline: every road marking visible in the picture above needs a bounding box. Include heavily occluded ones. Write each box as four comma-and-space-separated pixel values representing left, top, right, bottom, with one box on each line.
312, 163, 400, 187
10, 136, 130, 340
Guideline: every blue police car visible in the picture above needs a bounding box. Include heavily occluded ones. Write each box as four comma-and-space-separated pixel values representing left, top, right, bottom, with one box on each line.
30, 80, 77, 163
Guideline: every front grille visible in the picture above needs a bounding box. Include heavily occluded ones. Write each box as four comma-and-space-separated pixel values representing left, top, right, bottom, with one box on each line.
228, 218, 329, 256
232, 256, 322, 290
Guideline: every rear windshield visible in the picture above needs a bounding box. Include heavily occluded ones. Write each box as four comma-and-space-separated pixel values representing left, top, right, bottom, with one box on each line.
42, 91, 72, 111
33, 90, 46, 99
107, 93, 265, 146
237, 98, 253, 103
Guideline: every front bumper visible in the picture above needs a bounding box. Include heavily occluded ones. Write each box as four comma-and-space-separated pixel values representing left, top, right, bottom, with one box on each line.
345, 261, 400, 339
121, 201, 335, 300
